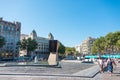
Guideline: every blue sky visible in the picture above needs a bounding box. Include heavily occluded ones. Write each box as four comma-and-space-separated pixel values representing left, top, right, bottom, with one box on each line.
0, 0, 120, 47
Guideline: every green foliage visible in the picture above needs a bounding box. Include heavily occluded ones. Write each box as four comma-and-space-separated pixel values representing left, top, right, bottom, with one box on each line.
116, 39, 120, 52
65, 47, 75, 55
92, 31, 120, 54
18, 38, 38, 56
58, 42, 65, 56
0, 36, 5, 48
27, 38, 38, 52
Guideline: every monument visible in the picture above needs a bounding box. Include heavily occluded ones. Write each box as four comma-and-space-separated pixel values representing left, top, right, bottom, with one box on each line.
34, 56, 38, 63
48, 40, 60, 65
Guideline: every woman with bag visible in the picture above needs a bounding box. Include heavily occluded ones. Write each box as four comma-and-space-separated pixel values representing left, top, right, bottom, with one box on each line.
106, 58, 117, 76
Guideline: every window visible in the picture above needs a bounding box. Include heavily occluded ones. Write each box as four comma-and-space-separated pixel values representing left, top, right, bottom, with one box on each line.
3, 26, 6, 31
0, 25, 1, 30
8, 27, 10, 30
12, 27, 15, 31
17, 28, 19, 31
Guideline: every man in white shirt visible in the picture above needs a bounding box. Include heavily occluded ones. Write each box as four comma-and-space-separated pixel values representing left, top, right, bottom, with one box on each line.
98, 57, 104, 73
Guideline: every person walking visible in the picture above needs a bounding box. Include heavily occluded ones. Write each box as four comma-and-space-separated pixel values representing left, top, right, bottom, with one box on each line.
106, 58, 116, 76
98, 57, 104, 73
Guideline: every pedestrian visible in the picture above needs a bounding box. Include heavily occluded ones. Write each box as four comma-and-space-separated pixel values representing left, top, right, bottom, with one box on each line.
98, 57, 104, 73
106, 58, 117, 76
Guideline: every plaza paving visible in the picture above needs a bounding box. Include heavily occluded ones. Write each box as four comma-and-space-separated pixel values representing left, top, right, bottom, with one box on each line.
0, 61, 119, 80
0, 61, 95, 75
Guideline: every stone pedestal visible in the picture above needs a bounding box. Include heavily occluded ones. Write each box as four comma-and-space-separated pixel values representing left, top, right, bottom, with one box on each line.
48, 52, 58, 65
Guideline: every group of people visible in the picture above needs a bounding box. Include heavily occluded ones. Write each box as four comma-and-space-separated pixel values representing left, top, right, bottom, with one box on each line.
98, 57, 117, 76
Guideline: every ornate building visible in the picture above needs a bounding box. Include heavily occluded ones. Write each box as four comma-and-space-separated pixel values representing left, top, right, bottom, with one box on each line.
0, 17, 21, 60
20, 30, 54, 59
48, 32, 54, 40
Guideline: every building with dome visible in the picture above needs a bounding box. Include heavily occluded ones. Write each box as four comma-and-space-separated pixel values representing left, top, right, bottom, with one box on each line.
48, 32, 54, 40
20, 30, 54, 59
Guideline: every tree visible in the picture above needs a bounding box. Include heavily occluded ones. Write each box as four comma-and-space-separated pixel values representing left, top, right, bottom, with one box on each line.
58, 42, 65, 60
105, 32, 115, 53
18, 38, 38, 57
116, 40, 120, 53
0, 36, 5, 48
92, 31, 120, 54
114, 32, 120, 53
105, 31, 120, 54
58, 42, 65, 56
91, 37, 105, 55
65, 47, 75, 55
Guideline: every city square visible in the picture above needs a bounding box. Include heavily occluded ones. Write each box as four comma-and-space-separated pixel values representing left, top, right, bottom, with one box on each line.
0, 0, 120, 80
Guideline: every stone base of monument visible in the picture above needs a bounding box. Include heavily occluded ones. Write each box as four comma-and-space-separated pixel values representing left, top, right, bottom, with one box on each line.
48, 52, 58, 65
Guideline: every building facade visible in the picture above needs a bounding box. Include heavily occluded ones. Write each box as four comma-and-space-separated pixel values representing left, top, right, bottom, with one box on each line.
75, 37, 96, 55
75, 45, 82, 53
0, 18, 21, 60
20, 30, 54, 59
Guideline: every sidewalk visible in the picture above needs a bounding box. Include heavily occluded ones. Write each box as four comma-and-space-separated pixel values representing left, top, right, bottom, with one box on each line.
73, 65, 99, 78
